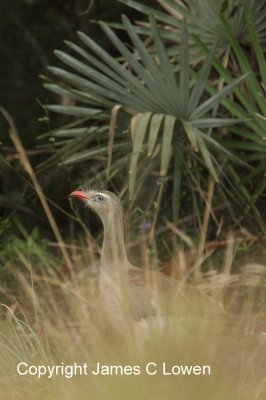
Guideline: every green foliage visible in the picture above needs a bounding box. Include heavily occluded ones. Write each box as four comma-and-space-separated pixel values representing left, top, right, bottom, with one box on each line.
116, 0, 266, 49
0, 227, 45, 273
196, 4, 266, 228
42, 0, 266, 232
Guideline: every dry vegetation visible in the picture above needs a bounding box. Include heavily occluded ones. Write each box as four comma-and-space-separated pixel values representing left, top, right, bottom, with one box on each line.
1, 3, 266, 398
0, 241, 265, 400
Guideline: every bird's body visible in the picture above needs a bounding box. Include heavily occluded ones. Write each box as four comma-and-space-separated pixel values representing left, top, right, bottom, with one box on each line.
70, 189, 176, 318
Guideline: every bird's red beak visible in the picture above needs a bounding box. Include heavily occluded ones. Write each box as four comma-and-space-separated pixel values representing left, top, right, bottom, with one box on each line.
69, 190, 88, 202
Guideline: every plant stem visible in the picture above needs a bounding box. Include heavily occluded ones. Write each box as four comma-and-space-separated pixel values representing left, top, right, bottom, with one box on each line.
1, 107, 74, 276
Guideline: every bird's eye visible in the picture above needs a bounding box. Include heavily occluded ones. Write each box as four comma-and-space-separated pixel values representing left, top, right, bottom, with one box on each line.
94, 194, 105, 202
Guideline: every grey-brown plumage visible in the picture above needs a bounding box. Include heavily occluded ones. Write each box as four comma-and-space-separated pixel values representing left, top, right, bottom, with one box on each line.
70, 189, 175, 318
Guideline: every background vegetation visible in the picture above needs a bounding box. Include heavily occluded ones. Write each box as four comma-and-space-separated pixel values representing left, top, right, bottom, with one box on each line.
1, 0, 265, 273
0, 1, 265, 398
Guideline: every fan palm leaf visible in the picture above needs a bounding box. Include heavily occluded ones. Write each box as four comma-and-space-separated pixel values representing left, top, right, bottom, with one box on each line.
45, 16, 246, 201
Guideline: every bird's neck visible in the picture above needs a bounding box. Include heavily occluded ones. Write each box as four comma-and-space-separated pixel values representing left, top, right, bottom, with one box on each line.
101, 211, 129, 272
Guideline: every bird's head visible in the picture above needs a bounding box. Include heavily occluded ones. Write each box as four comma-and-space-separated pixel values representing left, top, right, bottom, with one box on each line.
69, 189, 122, 226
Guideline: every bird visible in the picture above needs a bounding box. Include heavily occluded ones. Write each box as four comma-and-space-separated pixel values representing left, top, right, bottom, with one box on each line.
69, 188, 179, 319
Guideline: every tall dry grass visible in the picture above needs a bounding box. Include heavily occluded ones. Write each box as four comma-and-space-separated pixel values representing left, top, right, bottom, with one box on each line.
0, 242, 265, 400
